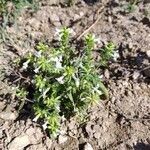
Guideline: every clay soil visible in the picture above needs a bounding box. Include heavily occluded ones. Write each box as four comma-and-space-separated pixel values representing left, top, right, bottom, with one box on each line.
0, 0, 150, 150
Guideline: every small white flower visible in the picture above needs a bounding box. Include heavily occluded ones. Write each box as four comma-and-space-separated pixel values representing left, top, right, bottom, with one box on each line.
61, 115, 66, 122
73, 75, 80, 87
55, 28, 61, 36
54, 28, 61, 41
42, 88, 50, 98
68, 28, 76, 36
75, 78, 80, 87
33, 115, 40, 122
56, 105, 60, 112
34, 67, 40, 73
50, 55, 63, 69
94, 37, 101, 44
56, 76, 65, 84
42, 121, 48, 130
56, 61, 62, 69
50, 57, 59, 62
93, 85, 102, 95
22, 60, 30, 70
34, 51, 41, 57
99, 75, 103, 79
113, 51, 119, 61
58, 55, 63, 62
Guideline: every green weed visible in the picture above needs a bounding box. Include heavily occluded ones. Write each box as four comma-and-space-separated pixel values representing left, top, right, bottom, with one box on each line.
14, 28, 117, 138
125, 0, 139, 13
100, 42, 116, 66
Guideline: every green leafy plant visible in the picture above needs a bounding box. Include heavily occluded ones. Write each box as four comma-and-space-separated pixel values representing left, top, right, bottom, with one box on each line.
0, 0, 38, 43
0, 0, 6, 13
100, 42, 117, 66
125, 0, 138, 13
15, 28, 112, 138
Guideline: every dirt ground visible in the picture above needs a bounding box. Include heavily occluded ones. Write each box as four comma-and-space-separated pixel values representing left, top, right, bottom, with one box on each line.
0, 0, 150, 150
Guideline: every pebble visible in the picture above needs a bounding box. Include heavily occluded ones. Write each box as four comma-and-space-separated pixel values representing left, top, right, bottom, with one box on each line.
28, 18, 41, 30
85, 124, 93, 137
146, 50, 150, 57
128, 42, 133, 49
104, 69, 110, 79
92, 125, 100, 132
84, 143, 94, 150
8, 134, 30, 150
0, 111, 18, 121
58, 135, 68, 144
49, 12, 62, 27
0, 129, 3, 138
94, 132, 100, 139
132, 71, 140, 80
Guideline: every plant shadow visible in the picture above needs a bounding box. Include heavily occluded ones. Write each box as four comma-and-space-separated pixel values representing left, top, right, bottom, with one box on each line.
133, 140, 150, 150
108, 43, 150, 84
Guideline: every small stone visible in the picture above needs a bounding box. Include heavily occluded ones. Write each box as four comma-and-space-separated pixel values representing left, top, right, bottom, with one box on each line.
146, 50, 150, 57
0, 129, 3, 138
58, 135, 68, 144
50, 14, 60, 23
79, 12, 84, 17
84, 143, 93, 150
92, 125, 100, 132
128, 42, 133, 49
85, 124, 93, 137
74, 14, 80, 20
104, 69, 110, 79
132, 71, 140, 80
108, 16, 112, 23
26, 127, 35, 136
8, 134, 30, 150
53, 21, 62, 27
28, 18, 41, 30
68, 120, 76, 130
93, 132, 100, 139
0, 111, 18, 121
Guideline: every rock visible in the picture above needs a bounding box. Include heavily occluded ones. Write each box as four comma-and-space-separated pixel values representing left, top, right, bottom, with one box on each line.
84, 143, 93, 150
0, 111, 18, 121
58, 135, 68, 144
8, 135, 30, 150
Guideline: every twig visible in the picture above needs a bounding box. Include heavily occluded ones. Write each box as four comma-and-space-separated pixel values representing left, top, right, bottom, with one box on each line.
127, 117, 150, 121
122, 65, 150, 79
76, 5, 105, 41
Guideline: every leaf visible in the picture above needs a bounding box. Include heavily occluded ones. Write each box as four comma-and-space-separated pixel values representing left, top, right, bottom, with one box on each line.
99, 82, 109, 99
